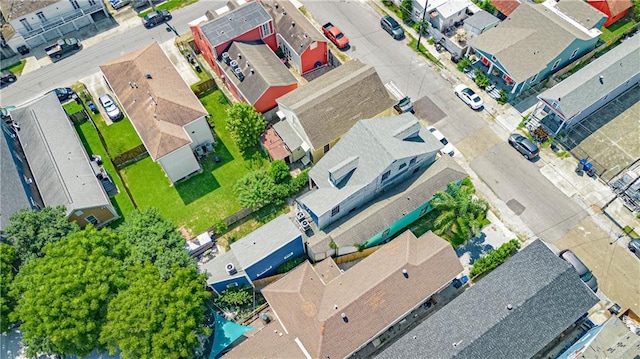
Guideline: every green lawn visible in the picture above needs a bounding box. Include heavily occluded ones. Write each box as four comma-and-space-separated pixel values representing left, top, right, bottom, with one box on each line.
1, 59, 26, 75
73, 119, 137, 225
138, 0, 199, 17
600, 16, 637, 43
120, 90, 270, 236
93, 115, 142, 157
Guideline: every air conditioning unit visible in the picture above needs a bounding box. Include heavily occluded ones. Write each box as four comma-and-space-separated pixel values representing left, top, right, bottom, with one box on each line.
222, 52, 231, 65
230, 60, 238, 69
234, 67, 244, 81
225, 263, 237, 275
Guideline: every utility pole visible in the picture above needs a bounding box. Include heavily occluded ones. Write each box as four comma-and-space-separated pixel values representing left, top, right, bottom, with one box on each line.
416, 0, 429, 50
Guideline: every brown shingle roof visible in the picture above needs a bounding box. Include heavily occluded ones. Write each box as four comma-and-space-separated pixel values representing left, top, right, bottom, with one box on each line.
261, 0, 325, 56
100, 42, 208, 160
259, 230, 463, 359
276, 59, 396, 150
0, 0, 59, 21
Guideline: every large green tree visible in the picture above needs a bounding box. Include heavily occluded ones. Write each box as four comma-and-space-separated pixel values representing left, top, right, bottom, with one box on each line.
0, 243, 17, 333
235, 170, 277, 211
11, 227, 127, 357
4, 206, 79, 264
100, 264, 209, 359
226, 102, 266, 154
117, 208, 194, 279
431, 179, 489, 245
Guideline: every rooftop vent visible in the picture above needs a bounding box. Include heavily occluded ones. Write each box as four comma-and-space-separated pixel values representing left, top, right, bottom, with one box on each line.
599, 75, 604, 84
506, 304, 513, 310
222, 52, 231, 65
146, 73, 152, 79
234, 67, 245, 81
245, 61, 250, 68
341, 313, 348, 323
225, 263, 237, 275
282, 11, 287, 16
275, 2, 279, 9
238, 53, 242, 60
291, 21, 295, 27
402, 269, 408, 278
250, 69, 255, 75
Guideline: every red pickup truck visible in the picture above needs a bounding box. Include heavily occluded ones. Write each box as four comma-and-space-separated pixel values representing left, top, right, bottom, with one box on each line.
322, 22, 349, 49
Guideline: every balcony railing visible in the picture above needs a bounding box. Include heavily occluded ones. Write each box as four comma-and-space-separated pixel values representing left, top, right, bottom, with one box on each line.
22, 3, 104, 39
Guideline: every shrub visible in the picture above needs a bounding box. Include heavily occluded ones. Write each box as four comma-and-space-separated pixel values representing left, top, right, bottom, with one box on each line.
497, 89, 508, 105
469, 239, 521, 278
533, 126, 551, 142
269, 160, 291, 184
214, 220, 228, 235
474, 70, 490, 88
428, 37, 435, 45
457, 57, 472, 72
277, 255, 307, 273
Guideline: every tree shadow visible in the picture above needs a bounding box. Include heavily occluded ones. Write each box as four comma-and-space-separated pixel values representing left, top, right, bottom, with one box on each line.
241, 147, 269, 170
455, 233, 494, 264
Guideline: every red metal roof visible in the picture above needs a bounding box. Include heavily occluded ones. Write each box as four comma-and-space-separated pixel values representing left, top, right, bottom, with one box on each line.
492, 0, 521, 16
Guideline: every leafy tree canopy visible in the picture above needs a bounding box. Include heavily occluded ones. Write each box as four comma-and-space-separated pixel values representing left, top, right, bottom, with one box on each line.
100, 263, 209, 359
269, 160, 291, 184
0, 243, 17, 333
214, 286, 253, 310
117, 208, 194, 279
235, 170, 276, 211
4, 206, 79, 264
226, 103, 266, 154
11, 227, 127, 357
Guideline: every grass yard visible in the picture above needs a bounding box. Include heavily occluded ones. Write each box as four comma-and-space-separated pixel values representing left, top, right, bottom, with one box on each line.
120, 90, 271, 236
93, 115, 142, 157
1, 59, 26, 75
138, 0, 199, 17
600, 16, 637, 44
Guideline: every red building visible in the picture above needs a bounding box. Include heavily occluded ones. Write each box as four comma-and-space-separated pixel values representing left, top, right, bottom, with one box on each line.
587, 0, 632, 27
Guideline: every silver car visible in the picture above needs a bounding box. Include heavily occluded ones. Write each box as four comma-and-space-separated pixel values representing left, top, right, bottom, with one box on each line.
559, 250, 598, 292
98, 94, 123, 121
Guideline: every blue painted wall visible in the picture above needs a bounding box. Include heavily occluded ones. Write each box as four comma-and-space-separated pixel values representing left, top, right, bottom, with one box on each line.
210, 275, 252, 295
245, 235, 305, 280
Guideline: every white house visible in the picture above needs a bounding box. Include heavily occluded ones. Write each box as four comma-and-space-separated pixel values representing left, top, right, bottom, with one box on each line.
0, 0, 108, 50
296, 113, 443, 230
100, 42, 214, 184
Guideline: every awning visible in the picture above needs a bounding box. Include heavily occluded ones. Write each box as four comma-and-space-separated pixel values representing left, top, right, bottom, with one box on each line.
209, 311, 255, 359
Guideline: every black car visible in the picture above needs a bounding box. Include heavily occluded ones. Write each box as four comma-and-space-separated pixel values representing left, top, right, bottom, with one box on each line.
142, 10, 172, 28
629, 239, 640, 259
508, 133, 539, 160
52, 87, 75, 102
381, 15, 404, 39
1, 70, 17, 86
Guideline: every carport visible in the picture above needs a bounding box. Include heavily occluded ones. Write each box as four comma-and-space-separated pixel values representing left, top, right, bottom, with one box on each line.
560, 85, 640, 182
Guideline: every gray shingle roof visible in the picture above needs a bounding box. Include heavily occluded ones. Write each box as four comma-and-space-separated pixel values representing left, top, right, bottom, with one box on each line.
555, 0, 606, 30
376, 240, 600, 359
220, 41, 297, 106
230, 214, 302, 269
0, 122, 33, 231
463, 10, 499, 30
538, 34, 640, 120
468, 1, 595, 82
273, 120, 304, 149
0, 0, 59, 22
200, 250, 245, 286
261, 0, 325, 56
199, 1, 272, 48
277, 60, 396, 150
299, 113, 443, 217
11, 93, 112, 217
307, 156, 467, 253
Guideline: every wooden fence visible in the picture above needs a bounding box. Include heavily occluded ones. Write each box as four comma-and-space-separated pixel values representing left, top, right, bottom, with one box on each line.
334, 245, 382, 263
112, 144, 149, 169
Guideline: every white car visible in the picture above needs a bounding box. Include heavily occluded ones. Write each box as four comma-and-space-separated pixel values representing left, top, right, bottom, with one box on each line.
428, 126, 455, 156
454, 84, 483, 110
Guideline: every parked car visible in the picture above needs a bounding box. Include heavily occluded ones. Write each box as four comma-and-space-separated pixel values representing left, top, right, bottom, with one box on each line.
1, 70, 17, 86
508, 134, 539, 160
98, 94, 123, 121
322, 22, 349, 49
428, 126, 455, 157
628, 239, 640, 259
559, 249, 598, 292
142, 10, 172, 28
52, 88, 75, 102
454, 84, 483, 110
381, 15, 404, 39
1, 106, 16, 123
109, 0, 131, 10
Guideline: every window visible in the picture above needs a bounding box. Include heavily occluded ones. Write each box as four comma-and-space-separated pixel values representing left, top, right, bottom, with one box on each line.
409, 157, 417, 165
88, 0, 96, 4
310, 41, 317, 50
382, 228, 390, 237
530, 72, 538, 83
261, 22, 272, 37
381, 170, 390, 181
36, 12, 47, 23
399, 163, 406, 170
551, 59, 561, 70
331, 206, 340, 217
226, 282, 239, 288
70, 0, 80, 9
74, 210, 84, 216
20, 19, 33, 31
85, 215, 99, 225
420, 206, 429, 216
413, 167, 421, 174
570, 48, 579, 59
324, 144, 330, 153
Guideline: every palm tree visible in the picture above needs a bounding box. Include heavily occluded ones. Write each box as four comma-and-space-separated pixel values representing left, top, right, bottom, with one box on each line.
431, 180, 489, 246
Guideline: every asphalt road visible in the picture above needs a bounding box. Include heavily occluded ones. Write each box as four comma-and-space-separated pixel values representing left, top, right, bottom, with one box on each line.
302, 0, 585, 243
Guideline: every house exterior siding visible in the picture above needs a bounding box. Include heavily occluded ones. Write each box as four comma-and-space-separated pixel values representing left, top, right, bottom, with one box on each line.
158, 145, 201, 183
253, 83, 299, 113
210, 275, 252, 294
68, 206, 119, 228
244, 235, 305, 280
588, 1, 629, 27
184, 117, 215, 149
5, 0, 107, 49
300, 41, 328, 74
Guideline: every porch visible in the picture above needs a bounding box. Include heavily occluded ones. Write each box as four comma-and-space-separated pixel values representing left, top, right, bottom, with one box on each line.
526, 103, 565, 137
464, 58, 516, 99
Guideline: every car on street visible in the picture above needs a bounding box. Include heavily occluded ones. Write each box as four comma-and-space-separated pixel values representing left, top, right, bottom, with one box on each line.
142, 10, 172, 28
1, 106, 16, 123
428, 126, 455, 156
381, 15, 404, 39
454, 84, 483, 110
508, 134, 539, 160
109, 0, 131, 10
98, 94, 123, 121
1, 70, 17, 86
628, 239, 640, 259
52, 88, 75, 102
559, 249, 598, 292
